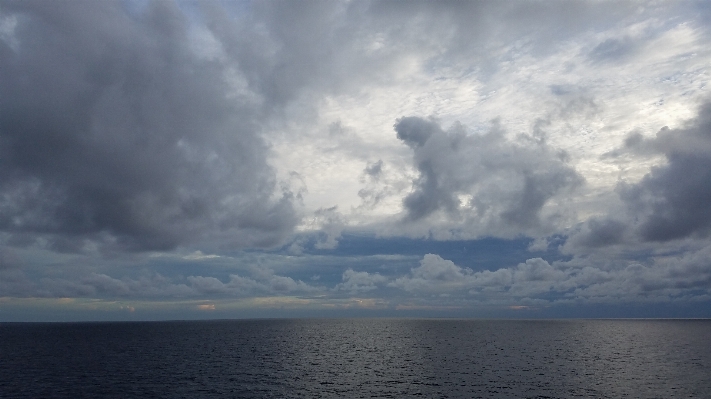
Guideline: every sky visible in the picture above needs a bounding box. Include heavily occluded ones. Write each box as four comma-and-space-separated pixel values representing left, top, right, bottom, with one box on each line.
1, 0, 711, 321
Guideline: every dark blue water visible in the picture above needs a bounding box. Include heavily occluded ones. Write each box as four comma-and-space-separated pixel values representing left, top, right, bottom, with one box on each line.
1, 319, 709, 398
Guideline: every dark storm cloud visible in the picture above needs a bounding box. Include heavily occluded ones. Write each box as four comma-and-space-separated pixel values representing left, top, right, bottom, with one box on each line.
618, 101, 711, 242
0, 1, 297, 252
394, 117, 582, 232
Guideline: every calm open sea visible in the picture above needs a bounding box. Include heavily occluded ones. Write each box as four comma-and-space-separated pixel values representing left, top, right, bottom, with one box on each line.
1, 319, 709, 398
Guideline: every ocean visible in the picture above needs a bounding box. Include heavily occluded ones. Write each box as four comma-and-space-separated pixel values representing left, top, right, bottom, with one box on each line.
1, 319, 709, 398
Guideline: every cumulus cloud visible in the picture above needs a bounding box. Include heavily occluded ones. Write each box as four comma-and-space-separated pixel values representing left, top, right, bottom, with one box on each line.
2, 268, 320, 299
390, 251, 711, 305
620, 101, 711, 242
395, 117, 582, 235
564, 217, 629, 250
189, 271, 318, 296
391, 254, 568, 298
311, 206, 346, 250
390, 253, 475, 294
335, 269, 388, 293
0, 1, 298, 253
568, 100, 711, 251
33, 273, 192, 299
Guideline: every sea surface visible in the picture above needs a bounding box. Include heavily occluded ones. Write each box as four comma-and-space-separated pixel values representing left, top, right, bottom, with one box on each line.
1, 319, 710, 398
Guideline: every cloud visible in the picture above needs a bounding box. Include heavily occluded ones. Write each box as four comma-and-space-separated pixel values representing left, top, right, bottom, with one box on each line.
335, 269, 388, 293
357, 160, 409, 212
0, 1, 298, 253
2, 267, 321, 299
569, 100, 711, 251
394, 117, 582, 235
0, 247, 34, 296
311, 206, 345, 250
619, 101, 711, 242
391, 254, 568, 298
589, 37, 639, 63
186, 276, 227, 295
1, 1, 710, 318
185, 270, 319, 297
390, 254, 475, 293
364, 160, 383, 179
565, 217, 629, 249
389, 250, 711, 305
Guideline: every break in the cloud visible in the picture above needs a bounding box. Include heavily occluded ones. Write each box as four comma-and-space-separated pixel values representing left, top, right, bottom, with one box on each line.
1, 0, 710, 320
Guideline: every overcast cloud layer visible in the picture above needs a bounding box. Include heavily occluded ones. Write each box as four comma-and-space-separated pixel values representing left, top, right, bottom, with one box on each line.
1, 0, 710, 320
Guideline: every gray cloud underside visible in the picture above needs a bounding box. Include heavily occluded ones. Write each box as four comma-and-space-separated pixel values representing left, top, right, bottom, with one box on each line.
568, 101, 711, 250
0, 1, 298, 252
622, 102, 711, 242
395, 117, 582, 236
390, 251, 711, 304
